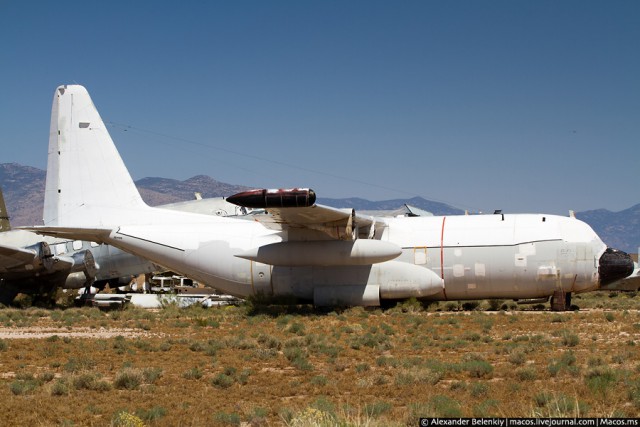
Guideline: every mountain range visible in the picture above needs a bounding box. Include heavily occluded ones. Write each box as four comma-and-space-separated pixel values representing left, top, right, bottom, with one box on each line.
1, 162, 638, 254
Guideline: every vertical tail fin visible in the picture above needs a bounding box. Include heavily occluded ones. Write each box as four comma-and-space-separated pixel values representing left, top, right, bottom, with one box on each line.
0, 187, 11, 231
43, 85, 148, 227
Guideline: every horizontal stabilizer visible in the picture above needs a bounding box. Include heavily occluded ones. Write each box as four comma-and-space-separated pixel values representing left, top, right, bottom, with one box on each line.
21, 226, 114, 244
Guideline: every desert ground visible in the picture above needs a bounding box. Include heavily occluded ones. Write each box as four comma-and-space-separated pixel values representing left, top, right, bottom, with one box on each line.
0, 292, 639, 426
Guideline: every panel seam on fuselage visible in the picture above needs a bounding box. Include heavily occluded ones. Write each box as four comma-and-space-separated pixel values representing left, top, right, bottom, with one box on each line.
401, 238, 564, 250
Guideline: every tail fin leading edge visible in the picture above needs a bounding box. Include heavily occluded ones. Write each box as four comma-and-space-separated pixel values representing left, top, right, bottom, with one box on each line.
0, 187, 11, 231
44, 85, 147, 227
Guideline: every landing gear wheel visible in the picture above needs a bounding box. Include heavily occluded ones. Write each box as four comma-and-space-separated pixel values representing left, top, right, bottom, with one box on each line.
550, 291, 572, 311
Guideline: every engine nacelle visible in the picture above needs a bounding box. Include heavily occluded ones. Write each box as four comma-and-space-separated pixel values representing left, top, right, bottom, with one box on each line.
64, 272, 90, 289
378, 262, 444, 299
65, 250, 98, 277
60, 250, 98, 289
227, 188, 316, 209
24, 241, 54, 271
236, 239, 401, 266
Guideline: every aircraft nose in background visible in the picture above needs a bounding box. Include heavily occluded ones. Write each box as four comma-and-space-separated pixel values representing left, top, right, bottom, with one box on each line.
599, 248, 634, 286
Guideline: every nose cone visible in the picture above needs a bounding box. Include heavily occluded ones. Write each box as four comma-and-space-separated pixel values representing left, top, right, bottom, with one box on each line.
599, 248, 634, 286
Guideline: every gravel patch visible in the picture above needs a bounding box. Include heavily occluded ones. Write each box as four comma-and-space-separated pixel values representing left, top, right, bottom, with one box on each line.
0, 327, 162, 339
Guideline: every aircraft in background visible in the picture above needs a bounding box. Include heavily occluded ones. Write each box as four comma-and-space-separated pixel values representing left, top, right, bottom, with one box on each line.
0, 187, 100, 303
600, 249, 639, 292
28, 85, 635, 310
1, 184, 246, 305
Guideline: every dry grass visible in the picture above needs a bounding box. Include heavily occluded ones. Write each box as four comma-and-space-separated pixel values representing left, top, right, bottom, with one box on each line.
0, 293, 639, 425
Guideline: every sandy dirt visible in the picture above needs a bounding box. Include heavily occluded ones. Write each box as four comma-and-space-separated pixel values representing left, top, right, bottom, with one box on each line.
0, 326, 162, 339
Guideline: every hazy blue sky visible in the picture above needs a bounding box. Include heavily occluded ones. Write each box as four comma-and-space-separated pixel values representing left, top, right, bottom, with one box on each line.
1, 1, 638, 214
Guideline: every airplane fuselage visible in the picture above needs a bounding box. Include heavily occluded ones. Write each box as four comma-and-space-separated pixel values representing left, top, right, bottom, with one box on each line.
101, 210, 606, 305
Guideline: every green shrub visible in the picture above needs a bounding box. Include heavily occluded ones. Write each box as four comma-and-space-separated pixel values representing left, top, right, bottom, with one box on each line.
212, 373, 235, 389
462, 359, 493, 378
395, 297, 425, 313
548, 350, 578, 377
364, 401, 392, 418
627, 380, 640, 409
450, 381, 467, 391
73, 372, 111, 391
428, 395, 462, 417
516, 367, 537, 381
530, 392, 583, 417
463, 332, 482, 342
350, 332, 392, 350
284, 347, 313, 371
142, 367, 163, 384
63, 357, 96, 373
114, 368, 143, 390
534, 391, 553, 407
189, 341, 205, 352
287, 322, 306, 335
50, 379, 70, 396
214, 412, 241, 425
585, 367, 617, 396
39, 372, 55, 383
355, 363, 370, 373
10, 379, 39, 395
508, 351, 526, 366
373, 375, 389, 385
473, 399, 500, 417
560, 330, 580, 347
135, 406, 167, 422
548, 362, 562, 377
470, 382, 489, 398
183, 367, 203, 380
257, 334, 282, 350
238, 369, 252, 385
311, 375, 328, 386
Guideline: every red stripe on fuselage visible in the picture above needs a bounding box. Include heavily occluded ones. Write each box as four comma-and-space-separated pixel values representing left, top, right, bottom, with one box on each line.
440, 216, 448, 300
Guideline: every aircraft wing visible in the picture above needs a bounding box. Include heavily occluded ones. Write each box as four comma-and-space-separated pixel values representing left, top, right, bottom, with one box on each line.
19, 226, 114, 244
228, 189, 386, 240
0, 243, 40, 271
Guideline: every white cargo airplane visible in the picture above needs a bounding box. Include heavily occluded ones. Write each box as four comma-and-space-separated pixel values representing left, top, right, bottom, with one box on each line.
27, 85, 635, 310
